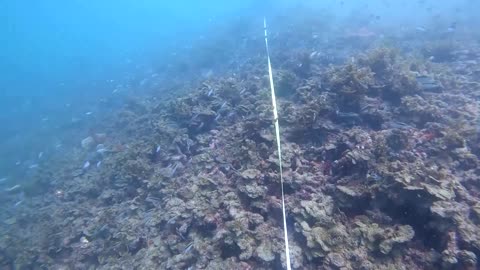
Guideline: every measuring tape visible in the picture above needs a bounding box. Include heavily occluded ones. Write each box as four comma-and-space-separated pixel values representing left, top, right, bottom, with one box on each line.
263, 17, 292, 270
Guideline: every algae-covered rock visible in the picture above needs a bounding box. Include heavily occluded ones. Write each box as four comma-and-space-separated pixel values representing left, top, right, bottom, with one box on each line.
359, 47, 397, 79
287, 244, 304, 269
458, 250, 477, 268
326, 252, 347, 268
297, 221, 348, 259
256, 240, 275, 262
327, 63, 375, 109
386, 130, 409, 151
422, 183, 455, 201
471, 203, 480, 220
239, 182, 267, 199
401, 95, 440, 125
378, 225, 415, 254
274, 70, 298, 97
297, 196, 334, 225
240, 169, 261, 180
237, 235, 255, 260
430, 201, 467, 219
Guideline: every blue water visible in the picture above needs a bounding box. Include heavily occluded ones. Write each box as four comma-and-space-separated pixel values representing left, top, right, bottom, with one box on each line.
1, 0, 253, 171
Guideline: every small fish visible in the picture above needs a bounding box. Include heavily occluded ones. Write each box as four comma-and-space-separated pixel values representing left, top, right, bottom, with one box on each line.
83, 161, 91, 169
336, 111, 361, 120
184, 242, 194, 254
368, 172, 381, 182
14, 200, 23, 207
447, 22, 457, 33
97, 148, 108, 154
5, 185, 21, 192
0, 177, 7, 182
96, 161, 102, 168
220, 102, 227, 110
156, 146, 161, 153
387, 121, 414, 130
28, 164, 39, 169
415, 26, 427, 32
38, 152, 44, 159
215, 114, 221, 121
15, 161, 21, 165
55, 144, 62, 149
207, 89, 214, 96
80, 236, 89, 244
85, 112, 93, 115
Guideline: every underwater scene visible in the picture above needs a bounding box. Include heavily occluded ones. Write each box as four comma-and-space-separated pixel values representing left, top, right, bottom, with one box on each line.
2, 0, 480, 269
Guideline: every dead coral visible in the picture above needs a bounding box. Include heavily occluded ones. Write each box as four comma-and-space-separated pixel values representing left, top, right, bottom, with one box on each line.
327, 62, 375, 109
400, 95, 441, 126
359, 47, 420, 100
358, 47, 397, 81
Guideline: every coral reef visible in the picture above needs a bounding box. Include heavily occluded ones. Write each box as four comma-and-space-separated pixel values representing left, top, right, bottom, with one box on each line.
2, 11, 480, 270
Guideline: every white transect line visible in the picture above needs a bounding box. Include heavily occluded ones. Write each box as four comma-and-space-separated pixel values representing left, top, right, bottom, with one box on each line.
263, 17, 292, 270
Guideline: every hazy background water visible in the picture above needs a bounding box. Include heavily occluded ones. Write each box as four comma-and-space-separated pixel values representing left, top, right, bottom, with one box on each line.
1, 0, 479, 178
1, 1, 249, 137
